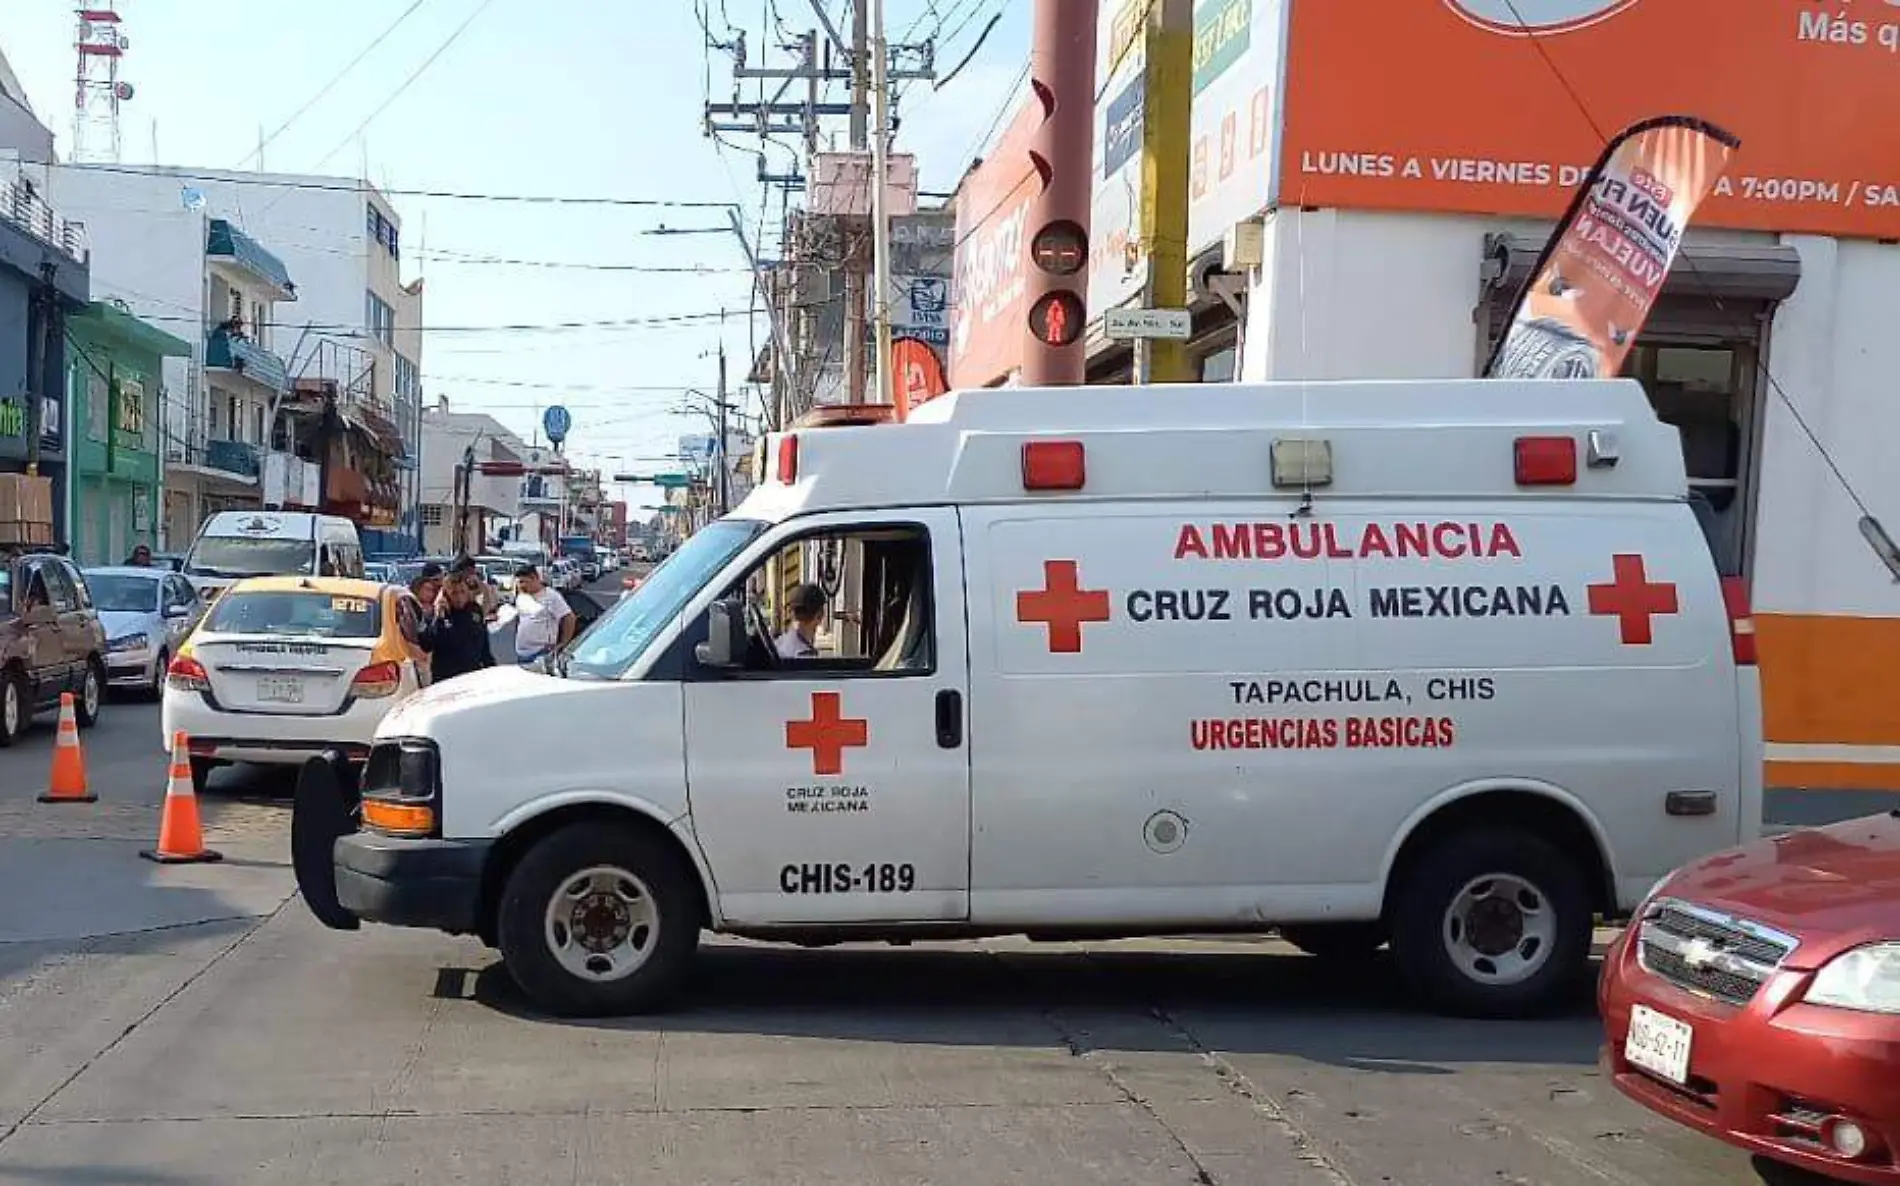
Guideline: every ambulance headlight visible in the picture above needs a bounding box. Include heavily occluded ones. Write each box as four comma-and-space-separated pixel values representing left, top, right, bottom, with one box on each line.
1806, 944, 1900, 1015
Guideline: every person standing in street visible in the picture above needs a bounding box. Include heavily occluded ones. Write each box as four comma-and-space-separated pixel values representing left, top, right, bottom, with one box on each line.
410, 563, 446, 625
512, 563, 575, 668
126, 544, 153, 566
416, 570, 496, 684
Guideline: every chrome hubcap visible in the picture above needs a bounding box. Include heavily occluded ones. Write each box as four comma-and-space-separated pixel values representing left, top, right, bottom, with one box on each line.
543, 865, 658, 983
2, 684, 16, 734
1442, 873, 1557, 986
83, 668, 99, 717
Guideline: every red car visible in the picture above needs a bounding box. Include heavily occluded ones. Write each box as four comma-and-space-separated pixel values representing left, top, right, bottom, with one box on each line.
1600, 810, 1900, 1185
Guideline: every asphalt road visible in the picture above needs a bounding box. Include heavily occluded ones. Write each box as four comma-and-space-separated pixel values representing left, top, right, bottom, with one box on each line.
0, 572, 1759, 1186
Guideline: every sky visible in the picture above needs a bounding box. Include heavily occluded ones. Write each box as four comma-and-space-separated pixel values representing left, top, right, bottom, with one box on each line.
0, 0, 1030, 513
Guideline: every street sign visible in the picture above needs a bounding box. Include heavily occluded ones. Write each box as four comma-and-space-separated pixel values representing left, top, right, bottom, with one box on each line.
542, 405, 572, 444
1104, 307, 1192, 341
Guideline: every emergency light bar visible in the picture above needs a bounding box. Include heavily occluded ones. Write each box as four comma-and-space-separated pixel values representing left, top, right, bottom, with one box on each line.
1021, 440, 1086, 491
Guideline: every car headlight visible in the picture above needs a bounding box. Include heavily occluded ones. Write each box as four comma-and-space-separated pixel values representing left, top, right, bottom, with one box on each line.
1806, 943, 1900, 1015
108, 634, 149, 653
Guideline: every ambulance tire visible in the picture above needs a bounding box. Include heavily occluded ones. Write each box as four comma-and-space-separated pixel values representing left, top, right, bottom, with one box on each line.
496, 822, 701, 1018
1389, 829, 1592, 1019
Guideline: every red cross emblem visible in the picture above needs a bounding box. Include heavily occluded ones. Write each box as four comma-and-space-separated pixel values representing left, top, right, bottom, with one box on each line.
1016, 560, 1112, 654
785, 691, 869, 776
1587, 554, 1678, 645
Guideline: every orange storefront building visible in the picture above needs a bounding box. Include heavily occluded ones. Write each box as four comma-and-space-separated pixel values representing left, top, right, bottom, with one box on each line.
951, 0, 1900, 821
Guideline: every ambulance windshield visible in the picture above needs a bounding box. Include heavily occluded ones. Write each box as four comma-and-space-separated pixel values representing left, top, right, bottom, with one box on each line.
564, 519, 763, 679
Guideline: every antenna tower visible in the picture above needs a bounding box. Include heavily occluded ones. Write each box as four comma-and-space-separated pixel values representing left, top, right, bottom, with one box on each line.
73, 4, 133, 163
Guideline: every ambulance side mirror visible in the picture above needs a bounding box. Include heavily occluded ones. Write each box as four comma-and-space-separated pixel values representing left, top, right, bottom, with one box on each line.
695, 597, 747, 670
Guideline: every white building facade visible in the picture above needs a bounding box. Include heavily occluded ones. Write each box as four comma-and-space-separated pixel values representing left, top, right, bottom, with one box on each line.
418, 404, 524, 556
40, 164, 424, 550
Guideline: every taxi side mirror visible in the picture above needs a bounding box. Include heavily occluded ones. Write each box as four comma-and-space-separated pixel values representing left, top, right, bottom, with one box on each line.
695, 597, 747, 670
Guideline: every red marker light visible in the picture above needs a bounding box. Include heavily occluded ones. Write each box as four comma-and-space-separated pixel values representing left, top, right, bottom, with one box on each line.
776, 434, 799, 483
1022, 440, 1086, 491
1513, 436, 1577, 486
1721, 576, 1758, 666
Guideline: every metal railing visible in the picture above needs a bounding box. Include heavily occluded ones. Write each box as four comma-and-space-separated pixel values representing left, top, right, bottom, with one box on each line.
1, 172, 89, 261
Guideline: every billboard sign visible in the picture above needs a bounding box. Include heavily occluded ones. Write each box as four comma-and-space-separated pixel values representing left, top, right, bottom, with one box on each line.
950, 101, 1040, 388
1277, 0, 1900, 238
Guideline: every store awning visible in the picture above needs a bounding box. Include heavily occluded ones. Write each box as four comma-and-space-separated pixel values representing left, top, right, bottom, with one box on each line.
1482, 234, 1802, 304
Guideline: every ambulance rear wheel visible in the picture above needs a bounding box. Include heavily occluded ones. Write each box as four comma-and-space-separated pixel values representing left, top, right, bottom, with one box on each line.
496, 822, 700, 1017
1389, 829, 1591, 1019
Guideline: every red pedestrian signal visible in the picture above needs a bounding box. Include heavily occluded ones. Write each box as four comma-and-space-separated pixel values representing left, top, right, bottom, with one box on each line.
1028, 291, 1085, 348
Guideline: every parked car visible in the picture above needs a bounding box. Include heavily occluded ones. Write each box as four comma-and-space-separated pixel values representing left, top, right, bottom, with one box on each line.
0, 548, 108, 745
364, 561, 398, 585
1601, 811, 1900, 1186
163, 575, 432, 789
85, 565, 205, 699
150, 551, 187, 572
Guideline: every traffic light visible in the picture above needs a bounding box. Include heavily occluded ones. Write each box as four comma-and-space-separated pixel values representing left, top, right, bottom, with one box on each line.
1024, 217, 1089, 362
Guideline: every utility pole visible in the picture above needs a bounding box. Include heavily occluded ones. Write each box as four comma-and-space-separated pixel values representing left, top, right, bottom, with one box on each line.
869, 0, 895, 410
844, 0, 870, 404
1135, 0, 1193, 384
715, 342, 731, 517
1020, 0, 1099, 387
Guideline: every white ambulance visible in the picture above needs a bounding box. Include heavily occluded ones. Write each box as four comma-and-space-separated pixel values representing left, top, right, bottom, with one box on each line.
293, 379, 1762, 1019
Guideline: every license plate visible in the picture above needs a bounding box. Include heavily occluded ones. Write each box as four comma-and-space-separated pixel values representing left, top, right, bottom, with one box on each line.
1626, 1004, 1693, 1085
257, 676, 305, 704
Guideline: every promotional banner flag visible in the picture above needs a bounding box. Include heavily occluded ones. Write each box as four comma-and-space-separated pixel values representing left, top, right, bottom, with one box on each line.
1485, 115, 1740, 380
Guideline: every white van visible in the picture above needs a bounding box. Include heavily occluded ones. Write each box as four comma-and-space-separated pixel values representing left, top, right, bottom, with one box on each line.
295, 379, 1762, 1020
183, 512, 365, 600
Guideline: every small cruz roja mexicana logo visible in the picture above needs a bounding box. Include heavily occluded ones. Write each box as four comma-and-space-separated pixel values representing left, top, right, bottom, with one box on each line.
1443, 0, 1641, 35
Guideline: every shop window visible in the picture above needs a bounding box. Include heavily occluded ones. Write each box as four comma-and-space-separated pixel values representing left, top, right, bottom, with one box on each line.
1620, 342, 1758, 577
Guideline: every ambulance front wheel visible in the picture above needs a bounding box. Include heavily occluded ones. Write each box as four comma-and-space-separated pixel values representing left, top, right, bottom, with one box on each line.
495, 821, 701, 1017
1388, 828, 1592, 1019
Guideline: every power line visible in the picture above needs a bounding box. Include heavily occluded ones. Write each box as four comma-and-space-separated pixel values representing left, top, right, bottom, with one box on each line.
64, 163, 737, 209
234, 0, 432, 170
306, 0, 501, 174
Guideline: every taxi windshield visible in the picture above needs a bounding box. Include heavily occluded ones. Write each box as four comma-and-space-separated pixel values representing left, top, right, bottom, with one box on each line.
205, 590, 381, 638
564, 519, 762, 680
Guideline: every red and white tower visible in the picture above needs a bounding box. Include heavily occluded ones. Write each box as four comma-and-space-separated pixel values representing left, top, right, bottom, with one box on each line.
73, 5, 133, 163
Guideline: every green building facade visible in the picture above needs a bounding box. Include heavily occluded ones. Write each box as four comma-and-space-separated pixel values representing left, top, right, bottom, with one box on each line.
66, 302, 190, 566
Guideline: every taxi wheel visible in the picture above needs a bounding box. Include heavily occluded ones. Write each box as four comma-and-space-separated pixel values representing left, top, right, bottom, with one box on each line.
496, 822, 700, 1017
74, 660, 105, 727
1389, 829, 1591, 1019
146, 650, 168, 702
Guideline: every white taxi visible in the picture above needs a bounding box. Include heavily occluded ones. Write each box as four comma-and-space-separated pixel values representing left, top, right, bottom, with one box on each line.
163, 576, 430, 790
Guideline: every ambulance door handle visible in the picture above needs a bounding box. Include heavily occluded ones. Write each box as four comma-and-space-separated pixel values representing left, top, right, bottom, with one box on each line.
935, 689, 963, 749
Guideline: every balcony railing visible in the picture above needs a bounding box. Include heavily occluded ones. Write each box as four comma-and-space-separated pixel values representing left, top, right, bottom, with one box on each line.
203, 438, 260, 478
1, 173, 89, 262
205, 327, 291, 394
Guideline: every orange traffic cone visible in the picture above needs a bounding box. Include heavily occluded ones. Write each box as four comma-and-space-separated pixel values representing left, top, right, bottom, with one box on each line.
140, 731, 222, 865
38, 692, 95, 803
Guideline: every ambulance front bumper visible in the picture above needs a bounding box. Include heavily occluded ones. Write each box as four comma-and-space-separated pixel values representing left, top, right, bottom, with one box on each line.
333, 831, 491, 935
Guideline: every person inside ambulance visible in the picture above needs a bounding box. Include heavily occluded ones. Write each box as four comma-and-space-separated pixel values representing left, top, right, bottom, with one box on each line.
773, 582, 826, 660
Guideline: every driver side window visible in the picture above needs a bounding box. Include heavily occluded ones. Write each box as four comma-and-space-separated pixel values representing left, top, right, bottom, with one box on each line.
722, 523, 935, 677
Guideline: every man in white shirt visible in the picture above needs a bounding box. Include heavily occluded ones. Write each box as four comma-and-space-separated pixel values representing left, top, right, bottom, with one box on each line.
774, 582, 827, 660
512, 564, 576, 666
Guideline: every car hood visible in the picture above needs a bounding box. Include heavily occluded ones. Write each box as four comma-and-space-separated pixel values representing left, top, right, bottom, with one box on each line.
98, 610, 158, 640
1657, 812, 1900, 965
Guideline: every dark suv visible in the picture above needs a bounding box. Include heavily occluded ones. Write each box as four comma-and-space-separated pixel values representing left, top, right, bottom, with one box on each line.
0, 549, 109, 745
